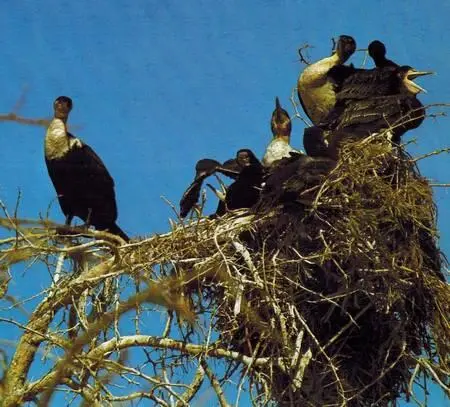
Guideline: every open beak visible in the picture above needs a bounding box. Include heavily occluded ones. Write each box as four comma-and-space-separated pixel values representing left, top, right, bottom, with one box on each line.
406, 70, 435, 94
407, 70, 435, 80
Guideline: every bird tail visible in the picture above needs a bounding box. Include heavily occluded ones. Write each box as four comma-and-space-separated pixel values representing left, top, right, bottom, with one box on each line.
106, 223, 130, 242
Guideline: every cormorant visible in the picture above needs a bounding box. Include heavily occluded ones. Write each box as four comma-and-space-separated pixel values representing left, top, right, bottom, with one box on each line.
321, 66, 433, 158
297, 35, 356, 126
215, 149, 264, 216
323, 66, 433, 139
326, 65, 431, 104
44, 96, 129, 241
262, 97, 302, 167
180, 158, 222, 218
368, 40, 398, 68
180, 153, 249, 218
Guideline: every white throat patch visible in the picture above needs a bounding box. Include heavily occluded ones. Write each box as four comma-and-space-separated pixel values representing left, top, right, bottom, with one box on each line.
45, 118, 82, 160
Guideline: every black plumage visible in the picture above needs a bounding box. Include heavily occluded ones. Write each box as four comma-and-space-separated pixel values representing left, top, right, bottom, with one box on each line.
261, 153, 336, 207
45, 96, 129, 241
180, 159, 222, 218
326, 65, 430, 103
329, 94, 426, 144
179, 154, 246, 218
303, 126, 329, 157
214, 149, 264, 216
368, 40, 399, 68
323, 66, 432, 142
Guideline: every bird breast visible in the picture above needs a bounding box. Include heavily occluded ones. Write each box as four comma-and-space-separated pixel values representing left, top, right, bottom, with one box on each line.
262, 138, 298, 167
45, 118, 82, 160
298, 54, 339, 125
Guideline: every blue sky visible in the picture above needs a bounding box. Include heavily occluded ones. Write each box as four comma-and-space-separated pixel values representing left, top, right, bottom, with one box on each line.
0, 1, 449, 405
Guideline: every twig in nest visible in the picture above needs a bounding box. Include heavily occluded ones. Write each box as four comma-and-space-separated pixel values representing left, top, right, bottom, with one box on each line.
297, 43, 312, 65
290, 86, 312, 128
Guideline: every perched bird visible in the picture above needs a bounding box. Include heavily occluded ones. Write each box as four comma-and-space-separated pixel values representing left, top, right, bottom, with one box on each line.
262, 97, 302, 167
297, 35, 356, 126
215, 149, 264, 216
326, 64, 431, 104
323, 65, 433, 141
44, 96, 129, 241
368, 40, 398, 68
179, 158, 222, 218
179, 154, 248, 218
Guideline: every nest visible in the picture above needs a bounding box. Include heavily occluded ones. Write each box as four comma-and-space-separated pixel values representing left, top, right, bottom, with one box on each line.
170, 135, 448, 406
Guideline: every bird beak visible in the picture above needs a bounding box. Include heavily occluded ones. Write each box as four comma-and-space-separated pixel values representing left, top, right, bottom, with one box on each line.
275, 97, 281, 110
407, 70, 435, 80
275, 97, 282, 120
406, 70, 434, 94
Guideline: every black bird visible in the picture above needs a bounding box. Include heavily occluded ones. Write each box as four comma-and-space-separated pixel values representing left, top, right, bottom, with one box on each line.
180, 159, 222, 218
262, 97, 302, 167
304, 63, 431, 158
368, 40, 399, 68
323, 66, 433, 141
180, 154, 248, 218
326, 64, 431, 104
303, 126, 330, 158
215, 149, 264, 216
44, 96, 129, 241
262, 152, 336, 207
297, 35, 356, 126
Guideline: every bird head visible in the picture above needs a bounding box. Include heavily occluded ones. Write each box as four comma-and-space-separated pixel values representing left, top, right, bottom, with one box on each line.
271, 97, 291, 138
335, 35, 356, 63
368, 40, 387, 60
398, 66, 434, 95
236, 149, 258, 168
53, 96, 73, 120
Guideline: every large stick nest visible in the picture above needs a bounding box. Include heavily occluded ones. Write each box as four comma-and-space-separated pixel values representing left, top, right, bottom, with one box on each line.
163, 135, 448, 406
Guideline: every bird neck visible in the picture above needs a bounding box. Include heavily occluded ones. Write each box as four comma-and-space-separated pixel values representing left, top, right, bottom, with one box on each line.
372, 55, 384, 66
54, 112, 69, 123
331, 51, 344, 64
45, 118, 71, 160
300, 53, 341, 87
273, 134, 290, 143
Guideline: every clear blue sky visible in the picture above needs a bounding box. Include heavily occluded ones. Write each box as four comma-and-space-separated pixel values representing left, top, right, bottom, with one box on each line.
0, 1, 448, 405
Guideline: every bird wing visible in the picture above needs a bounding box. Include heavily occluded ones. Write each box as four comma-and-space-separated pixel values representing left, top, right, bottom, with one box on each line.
179, 158, 223, 218
45, 133, 117, 224
195, 159, 221, 179
67, 133, 115, 187
334, 67, 398, 102
335, 95, 423, 132
179, 155, 249, 217
180, 179, 203, 218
